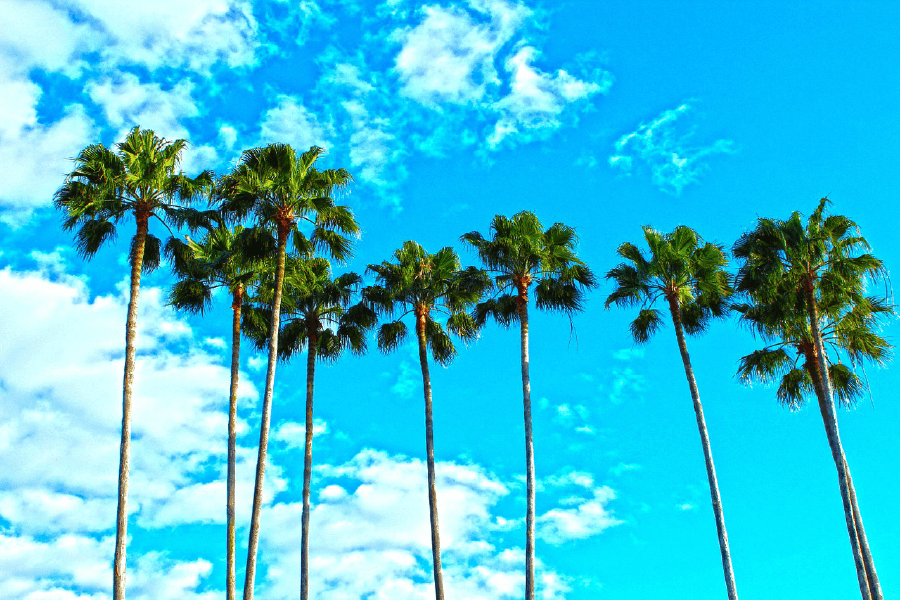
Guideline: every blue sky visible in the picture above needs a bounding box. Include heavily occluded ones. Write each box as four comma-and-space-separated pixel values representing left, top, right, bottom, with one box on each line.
1, 1, 899, 599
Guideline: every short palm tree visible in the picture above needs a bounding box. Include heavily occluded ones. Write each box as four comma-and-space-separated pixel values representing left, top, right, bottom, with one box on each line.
365, 241, 490, 600
54, 126, 212, 600
217, 144, 356, 600
733, 199, 887, 600
165, 224, 272, 600
605, 225, 738, 600
460, 211, 596, 600
242, 256, 375, 600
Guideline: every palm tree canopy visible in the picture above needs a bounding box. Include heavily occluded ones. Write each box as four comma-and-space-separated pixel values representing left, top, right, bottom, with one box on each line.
605, 225, 733, 343
243, 257, 376, 362
217, 144, 357, 262
365, 241, 491, 365
165, 224, 275, 315
460, 211, 596, 326
54, 127, 215, 270
733, 198, 884, 308
732, 199, 893, 408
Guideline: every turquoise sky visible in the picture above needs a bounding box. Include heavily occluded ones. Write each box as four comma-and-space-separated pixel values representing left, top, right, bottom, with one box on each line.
1, 1, 898, 599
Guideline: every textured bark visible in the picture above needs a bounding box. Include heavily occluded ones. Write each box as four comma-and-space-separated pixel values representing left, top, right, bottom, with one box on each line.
112, 215, 148, 600
847, 466, 882, 598
803, 283, 878, 600
226, 286, 243, 600
243, 232, 289, 600
416, 309, 445, 600
668, 297, 739, 600
300, 327, 317, 600
517, 284, 535, 600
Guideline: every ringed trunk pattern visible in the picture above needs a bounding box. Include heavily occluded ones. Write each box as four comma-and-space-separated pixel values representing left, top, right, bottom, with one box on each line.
416, 308, 445, 600
517, 279, 536, 600
300, 327, 318, 600
243, 228, 289, 600
667, 296, 738, 600
226, 286, 243, 600
113, 211, 148, 600
803, 281, 881, 600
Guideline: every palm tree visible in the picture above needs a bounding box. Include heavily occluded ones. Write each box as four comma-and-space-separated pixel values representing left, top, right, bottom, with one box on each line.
217, 144, 356, 600
54, 126, 213, 600
605, 225, 738, 600
460, 211, 596, 600
365, 241, 491, 600
733, 199, 887, 600
242, 256, 375, 600
165, 224, 273, 600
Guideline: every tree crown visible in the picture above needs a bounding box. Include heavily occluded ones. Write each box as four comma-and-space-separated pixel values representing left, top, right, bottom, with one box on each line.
460, 211, 596, 327
365, 241, 491, 365
605, 225, 732, 343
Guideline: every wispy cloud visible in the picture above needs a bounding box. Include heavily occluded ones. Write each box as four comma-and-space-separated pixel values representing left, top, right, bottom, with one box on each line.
538, 487, 623, 545
609, 103, 736, 194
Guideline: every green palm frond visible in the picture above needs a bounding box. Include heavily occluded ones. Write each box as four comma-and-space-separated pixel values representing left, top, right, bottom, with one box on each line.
630, 308, 664, 344
607, 225, 732, 344
378, 320, 409, 353
734, 198, 894, 408
462, 211, 596, 327
368, 241, 488, 364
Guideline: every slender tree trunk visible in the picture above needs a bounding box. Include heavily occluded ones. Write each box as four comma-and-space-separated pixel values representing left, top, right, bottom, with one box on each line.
243, 233, 289, 600
226, 286, 243, 600
518, 294, 536, 600
667, 297, 738, 600
113, 215, 148, 600
300, 328, 317, 600
416, 309, 445, 600
803, 284, 879, 600
847, 469, 882, 597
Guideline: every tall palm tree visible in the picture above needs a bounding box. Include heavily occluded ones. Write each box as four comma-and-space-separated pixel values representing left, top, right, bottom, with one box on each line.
460, 211, 596, 600
605, 225, 738, 600
733, 199, 887, 600
365, 241, 490, 600
165, 224, 273, 600
217, 144, 356, 600
242, 256, 375, 600
54, 126, 213, 600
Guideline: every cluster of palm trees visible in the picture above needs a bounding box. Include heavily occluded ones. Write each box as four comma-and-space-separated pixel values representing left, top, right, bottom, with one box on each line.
53, 127, 890, 600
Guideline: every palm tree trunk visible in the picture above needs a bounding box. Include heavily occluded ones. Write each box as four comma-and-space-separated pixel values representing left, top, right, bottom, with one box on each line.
113, 217, 148, 600
227, 286, 243, 600
416, 310, 445, 600
518, 300, 536, 600
300, 329, 317, 600
803, 285, 879, 600
847, 468, 882, 597
243, 233, 288, 600
667, 298, 738, 600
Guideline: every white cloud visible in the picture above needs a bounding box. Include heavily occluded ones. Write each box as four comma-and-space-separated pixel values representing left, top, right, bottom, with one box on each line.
393, 1, 530, 106
272, 418, 328, 450
86, 74, 199, 140
0, 0, 101, 75
256, 448, 579, 600
71, 0, 260, 72
0, 57, 96, 224
489, 46, 611, 148
609, 103, 736, 194
537, 487, 622, 545
389, 360, 419, 399
608, 366, 646, 404
258, 95, 333, 151
609, 462, 641, 476
0, 261, 268, 589
613, 347, 645, 361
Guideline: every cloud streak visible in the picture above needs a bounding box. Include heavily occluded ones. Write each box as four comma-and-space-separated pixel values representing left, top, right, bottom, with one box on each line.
609, 103, 736, 194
